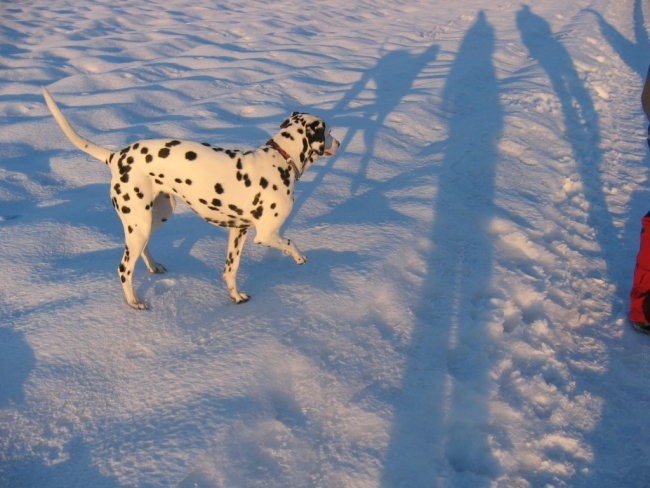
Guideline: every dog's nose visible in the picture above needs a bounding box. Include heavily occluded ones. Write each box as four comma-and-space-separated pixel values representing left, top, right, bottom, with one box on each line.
325, 139, 339, 156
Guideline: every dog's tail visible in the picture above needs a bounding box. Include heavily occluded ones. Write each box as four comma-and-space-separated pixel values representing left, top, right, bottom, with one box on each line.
42, 88, 113, 163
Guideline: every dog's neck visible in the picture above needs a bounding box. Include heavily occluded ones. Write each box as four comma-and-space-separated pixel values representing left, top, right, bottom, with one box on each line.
266, 139, 303, 181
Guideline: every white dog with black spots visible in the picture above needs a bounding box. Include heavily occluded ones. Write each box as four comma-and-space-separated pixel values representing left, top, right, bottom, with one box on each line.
43, 88, 340, 309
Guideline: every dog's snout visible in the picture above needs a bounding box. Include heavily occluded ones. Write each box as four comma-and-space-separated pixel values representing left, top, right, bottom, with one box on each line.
325, 137, 340, 156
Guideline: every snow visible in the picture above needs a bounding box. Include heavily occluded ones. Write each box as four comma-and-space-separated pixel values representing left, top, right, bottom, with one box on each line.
2, 0, 650, 486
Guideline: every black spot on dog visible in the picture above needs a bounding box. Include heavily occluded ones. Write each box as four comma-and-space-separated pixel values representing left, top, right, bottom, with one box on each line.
140, 147, 149, 154
215, 183, 224, 194
259, 177, 268, 189
117, 162, 131, 180
158, 148, 170, 158
212, 198, 222, 207
228, 204, 244, 215
165, 140, 181, 148
128, 225, 133, 234
278, 167, 291, 187
146, 154, 153, 163
251, 206, 264, 219
185, 179, 192, 185
121, 206, 131, 214
185, 151, 197, 161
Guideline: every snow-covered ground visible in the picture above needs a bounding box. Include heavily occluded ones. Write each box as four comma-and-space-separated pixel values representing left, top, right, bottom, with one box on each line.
2, 0, 650, 486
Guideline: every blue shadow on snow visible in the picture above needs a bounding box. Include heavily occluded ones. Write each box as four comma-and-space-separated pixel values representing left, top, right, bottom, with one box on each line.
381, 11, 501, 487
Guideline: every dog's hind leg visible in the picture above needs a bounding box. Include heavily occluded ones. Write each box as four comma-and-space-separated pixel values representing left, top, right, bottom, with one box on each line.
222, 226, 250, 303
117, 222, 154, 310
141, 193, 175, 274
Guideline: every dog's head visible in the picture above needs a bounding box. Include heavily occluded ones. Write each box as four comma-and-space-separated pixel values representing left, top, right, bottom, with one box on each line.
279, 112, 340, 172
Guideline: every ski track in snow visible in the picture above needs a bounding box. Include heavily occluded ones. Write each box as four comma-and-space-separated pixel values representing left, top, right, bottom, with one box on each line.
2, 0, 650, 487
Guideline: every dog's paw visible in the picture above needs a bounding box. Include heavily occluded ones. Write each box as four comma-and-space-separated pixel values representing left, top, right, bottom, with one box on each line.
295, 254, 307, 265
128, 300, 149, 310
230, 291, 250, 304
146, 262, 167, 274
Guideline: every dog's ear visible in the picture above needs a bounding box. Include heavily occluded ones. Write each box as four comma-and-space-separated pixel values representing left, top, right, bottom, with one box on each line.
280, 112, 305, 129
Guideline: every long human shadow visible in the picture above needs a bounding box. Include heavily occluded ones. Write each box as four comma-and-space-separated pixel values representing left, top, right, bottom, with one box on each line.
381, 12, 501, 486
290, 43, 439, 218
285, 44, 439, 239
516, 6, 645, 486
517, 5, 618, 300
586, 0, 650, 292
586, 0, 648, 77
582, 2, 650, 486
331, 44, 439, 192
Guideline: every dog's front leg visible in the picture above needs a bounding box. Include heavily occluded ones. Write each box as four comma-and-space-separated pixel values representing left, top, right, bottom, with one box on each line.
141, 245, 167, 274
223, 227, 250, 303
254, 231, 307, 265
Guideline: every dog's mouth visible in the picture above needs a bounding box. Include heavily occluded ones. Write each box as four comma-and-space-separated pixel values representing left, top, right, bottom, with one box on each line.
323, 139, 340, 156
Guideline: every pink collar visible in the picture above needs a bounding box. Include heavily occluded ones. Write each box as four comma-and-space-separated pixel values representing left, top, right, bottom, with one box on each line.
266, 139, 302, 180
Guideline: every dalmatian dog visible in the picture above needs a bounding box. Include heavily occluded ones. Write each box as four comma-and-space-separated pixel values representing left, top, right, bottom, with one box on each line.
43, 88, 340, 309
